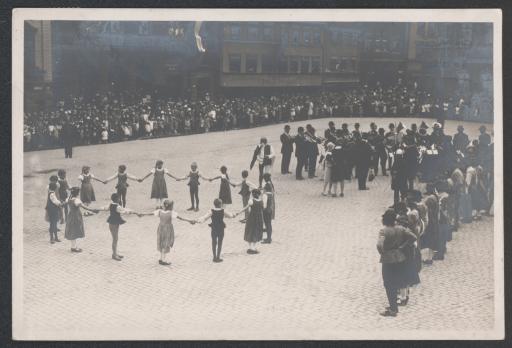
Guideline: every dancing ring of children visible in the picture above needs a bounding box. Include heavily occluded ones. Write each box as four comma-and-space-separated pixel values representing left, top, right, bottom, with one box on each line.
20, 117, 494, 340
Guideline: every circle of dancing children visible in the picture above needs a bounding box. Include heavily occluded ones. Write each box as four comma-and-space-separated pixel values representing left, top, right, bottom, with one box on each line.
45, 161, 278, 264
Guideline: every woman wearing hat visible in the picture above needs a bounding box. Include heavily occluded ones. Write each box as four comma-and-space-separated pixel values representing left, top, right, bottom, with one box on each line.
377, 209, 417, 317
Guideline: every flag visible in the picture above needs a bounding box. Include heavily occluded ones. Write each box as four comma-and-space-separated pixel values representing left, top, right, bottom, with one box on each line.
194, 21, 206, 53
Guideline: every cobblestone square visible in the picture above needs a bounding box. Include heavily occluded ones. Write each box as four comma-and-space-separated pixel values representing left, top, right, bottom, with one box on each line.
18, 118, 496, 340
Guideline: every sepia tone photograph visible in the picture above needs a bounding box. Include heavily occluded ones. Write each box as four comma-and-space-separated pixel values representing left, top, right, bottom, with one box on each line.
11, 9, 503, 340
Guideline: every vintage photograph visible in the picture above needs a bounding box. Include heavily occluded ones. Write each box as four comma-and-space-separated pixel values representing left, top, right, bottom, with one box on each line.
12, 9, 503, 340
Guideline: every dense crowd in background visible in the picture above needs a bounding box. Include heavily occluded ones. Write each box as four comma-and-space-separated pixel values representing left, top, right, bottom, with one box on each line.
24, 77, 484, 151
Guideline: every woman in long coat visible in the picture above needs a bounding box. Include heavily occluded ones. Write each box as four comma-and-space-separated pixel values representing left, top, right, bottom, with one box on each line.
377, 209, 417, 317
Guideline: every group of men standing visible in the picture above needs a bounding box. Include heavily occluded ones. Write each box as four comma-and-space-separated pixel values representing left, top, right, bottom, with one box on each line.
278, 120, 493, 203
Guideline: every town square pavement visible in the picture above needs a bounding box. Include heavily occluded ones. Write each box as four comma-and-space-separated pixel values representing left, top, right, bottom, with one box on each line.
18, 118, 495, 339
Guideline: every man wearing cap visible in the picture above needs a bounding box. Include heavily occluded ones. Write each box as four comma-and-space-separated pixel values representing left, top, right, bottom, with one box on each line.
280, 125, 294, 175
452, 125, 470, 153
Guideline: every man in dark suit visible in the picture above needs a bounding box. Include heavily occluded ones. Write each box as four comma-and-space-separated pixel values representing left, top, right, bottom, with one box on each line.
324, 121, 337, 144
353, 132, 373, 190
280, 125, 294, 174
294, 127, 307, 180
61, 117, 76, 159
452, 125, 469, 153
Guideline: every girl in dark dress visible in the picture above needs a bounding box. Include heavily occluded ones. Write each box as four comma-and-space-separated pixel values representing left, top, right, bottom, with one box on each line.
209, 166, 235, 207
104, 165, 140, 207
57, 169, 70, 223
196, 198, 242, 262
176, 162, 209, 212
98, 193, 140, 261
64, 187, 98, 252
139, 160, 180, 209
231, 170, 258, 223
240, 189, 265, 254
78, 166, 106, 216
467, 166, 488, 220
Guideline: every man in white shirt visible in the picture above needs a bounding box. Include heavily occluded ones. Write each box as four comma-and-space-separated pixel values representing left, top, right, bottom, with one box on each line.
250, 137, 275, 188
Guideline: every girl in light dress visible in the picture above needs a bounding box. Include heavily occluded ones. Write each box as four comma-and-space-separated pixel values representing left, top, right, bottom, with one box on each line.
78, 166, 106, 216
209, 166, 236, 208
64, 187, 99, 253
139, 199, 196, 266
322, 143, 335, 196
139, 160, 180, 209
103, 164, 140, 207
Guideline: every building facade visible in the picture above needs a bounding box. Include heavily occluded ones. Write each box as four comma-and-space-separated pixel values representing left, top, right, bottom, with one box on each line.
24, 20, 493, 114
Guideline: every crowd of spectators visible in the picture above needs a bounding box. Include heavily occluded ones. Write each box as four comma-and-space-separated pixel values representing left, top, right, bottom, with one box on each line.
24, 78, 483, 151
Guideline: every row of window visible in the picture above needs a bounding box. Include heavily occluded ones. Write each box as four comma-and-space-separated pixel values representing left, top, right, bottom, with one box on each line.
227, 54, 322, 74
227, 54, 358, 74
225, 24, 322, 46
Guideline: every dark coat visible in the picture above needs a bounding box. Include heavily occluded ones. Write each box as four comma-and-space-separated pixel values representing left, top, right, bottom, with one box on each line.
60, 123, 77, 145
453, 132, 469, 152
294, 134, 307, 159
391, 155, 408, 191
377, 225, 417, 264
353, 141, 373, 168
331, 145, 349, 181
280, 133, 294, 154
403, 145, 419, 179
